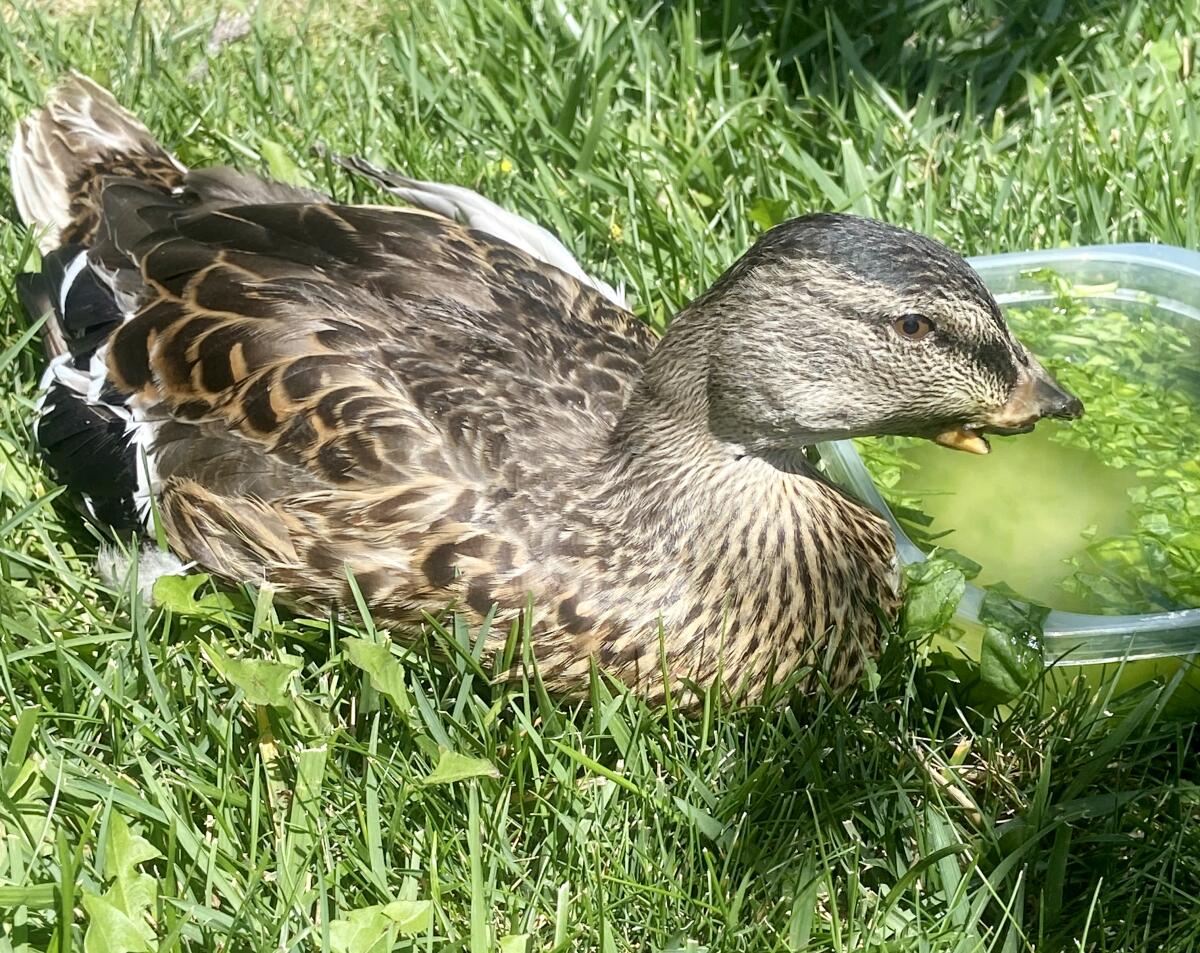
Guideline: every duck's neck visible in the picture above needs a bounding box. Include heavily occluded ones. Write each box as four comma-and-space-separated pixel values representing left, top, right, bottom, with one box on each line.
608, 311, 716, 459
597, 303, 896, 546
600, 311, 809, 530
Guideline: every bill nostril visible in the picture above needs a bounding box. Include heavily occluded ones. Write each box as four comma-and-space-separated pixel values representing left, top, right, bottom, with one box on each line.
1034, 377, 1084, 420
1060, 393, 1085, 420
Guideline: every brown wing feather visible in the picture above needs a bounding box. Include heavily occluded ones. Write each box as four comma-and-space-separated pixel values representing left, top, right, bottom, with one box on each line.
98, 188, 654, 638
109, 201, 651, 477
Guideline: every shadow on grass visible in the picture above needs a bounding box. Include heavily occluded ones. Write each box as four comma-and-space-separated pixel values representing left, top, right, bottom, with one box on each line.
658, 0, 1137, 117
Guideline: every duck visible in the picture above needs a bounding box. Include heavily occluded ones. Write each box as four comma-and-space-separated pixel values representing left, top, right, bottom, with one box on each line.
8, 75, 1082, 701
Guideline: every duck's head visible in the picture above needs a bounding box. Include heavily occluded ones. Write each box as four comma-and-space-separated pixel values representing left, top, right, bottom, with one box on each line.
689, 213, 1083, 455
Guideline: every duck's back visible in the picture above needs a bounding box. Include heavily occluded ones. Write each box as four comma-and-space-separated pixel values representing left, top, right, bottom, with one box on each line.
12, 75, 654, 617
102, 196, 653, 481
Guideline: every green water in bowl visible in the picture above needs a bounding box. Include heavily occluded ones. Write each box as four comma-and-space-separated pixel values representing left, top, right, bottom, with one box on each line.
892, 427, 1141, 614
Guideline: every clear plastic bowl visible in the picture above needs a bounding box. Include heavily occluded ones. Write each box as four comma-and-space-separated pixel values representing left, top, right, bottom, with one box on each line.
819, 243, 1200, 666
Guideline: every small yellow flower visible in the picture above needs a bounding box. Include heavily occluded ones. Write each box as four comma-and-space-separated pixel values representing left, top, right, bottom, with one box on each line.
499, 158, 513, 174
609, 221, 623, 242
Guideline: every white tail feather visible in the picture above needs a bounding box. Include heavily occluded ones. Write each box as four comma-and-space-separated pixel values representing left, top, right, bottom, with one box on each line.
9, 72, 185, 252
9, 118, 71, 252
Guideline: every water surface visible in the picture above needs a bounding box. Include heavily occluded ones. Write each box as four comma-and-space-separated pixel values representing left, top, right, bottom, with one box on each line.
892, 427, 1142, 614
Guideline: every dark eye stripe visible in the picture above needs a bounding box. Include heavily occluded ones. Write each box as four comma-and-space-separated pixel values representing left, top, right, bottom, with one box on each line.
935, 336, 1020, 388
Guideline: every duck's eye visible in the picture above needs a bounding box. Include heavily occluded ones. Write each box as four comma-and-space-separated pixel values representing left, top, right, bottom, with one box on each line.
893, 314, 935, 341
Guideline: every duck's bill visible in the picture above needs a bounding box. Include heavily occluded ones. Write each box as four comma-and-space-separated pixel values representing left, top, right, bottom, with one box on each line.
935, 360, 1084, 456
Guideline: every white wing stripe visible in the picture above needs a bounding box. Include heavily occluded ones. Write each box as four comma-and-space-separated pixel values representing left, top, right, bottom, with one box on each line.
58, 250, 90, 316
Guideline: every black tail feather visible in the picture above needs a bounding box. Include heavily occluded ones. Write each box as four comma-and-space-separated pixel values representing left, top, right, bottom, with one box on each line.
36, 386, 140, 530
19, 247, 143, 535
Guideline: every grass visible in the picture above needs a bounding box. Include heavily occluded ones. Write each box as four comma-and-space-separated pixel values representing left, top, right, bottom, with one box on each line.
1, 0, 1199, 949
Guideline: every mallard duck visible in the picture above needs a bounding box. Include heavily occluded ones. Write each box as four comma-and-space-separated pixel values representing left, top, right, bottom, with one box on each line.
9, 75, 1081, 700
